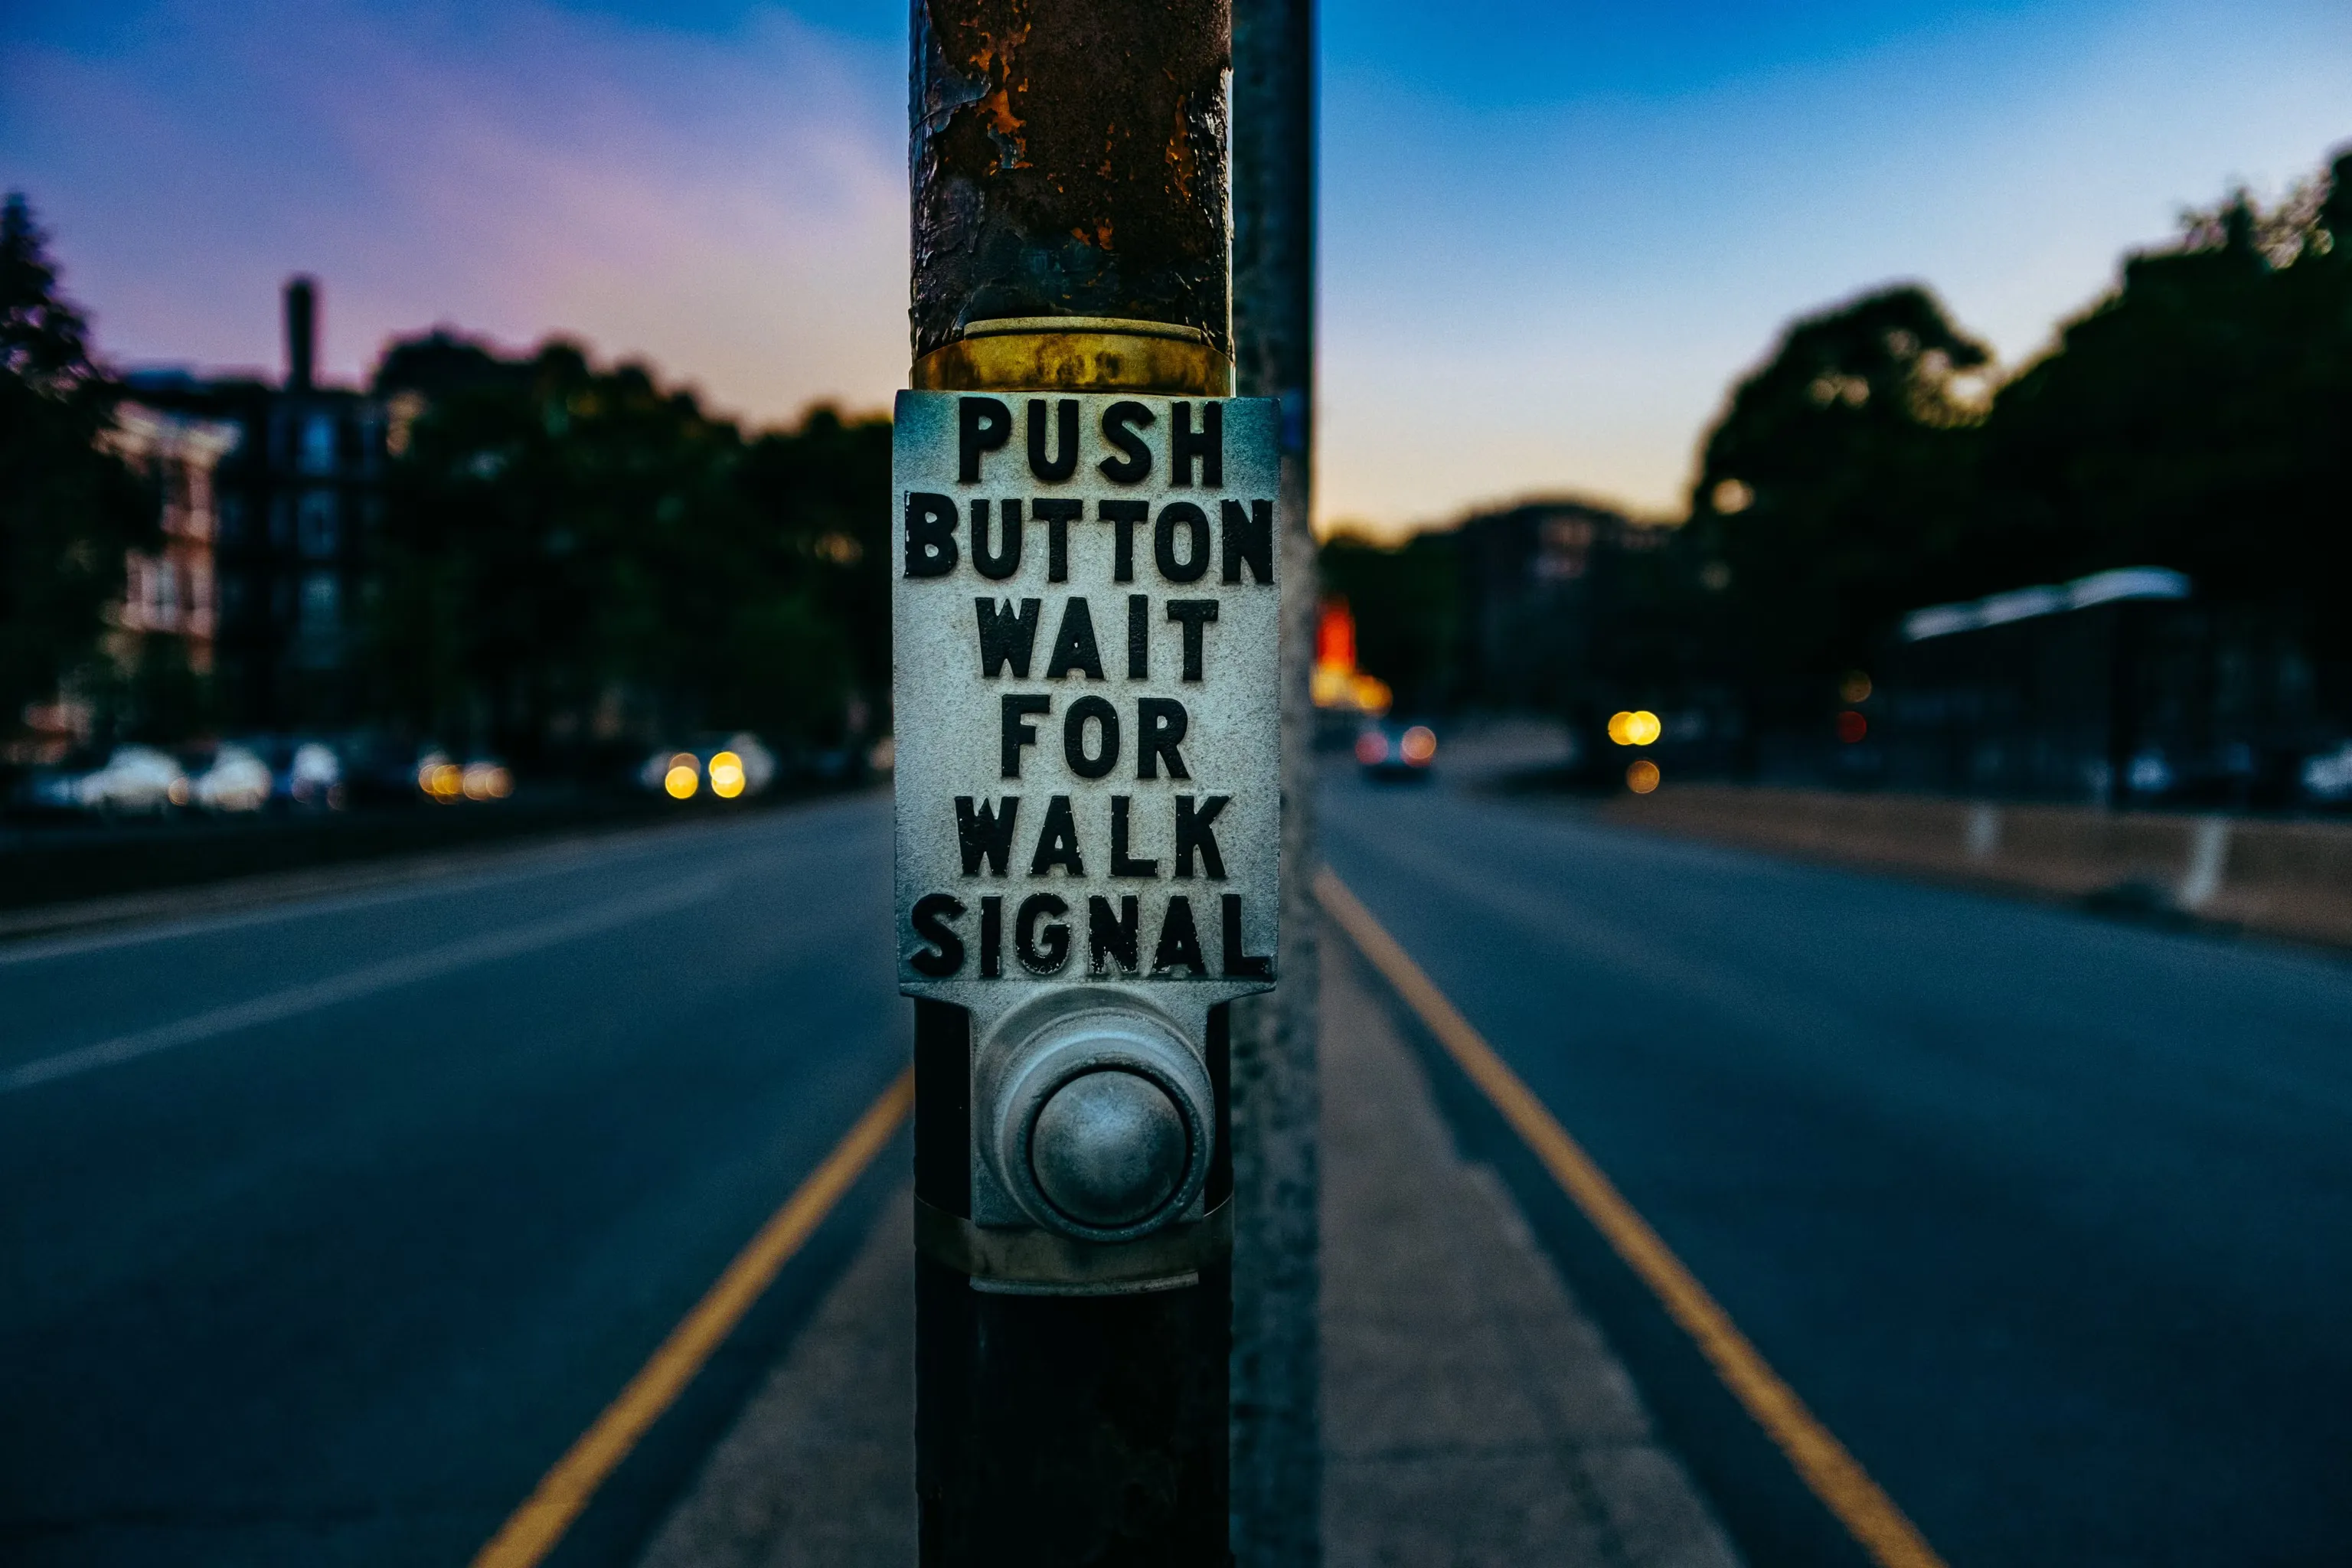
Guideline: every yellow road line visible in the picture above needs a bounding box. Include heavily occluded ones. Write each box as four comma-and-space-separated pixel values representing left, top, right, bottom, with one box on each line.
1315, 868, 1947, 1568
472, 1068, 915, 1568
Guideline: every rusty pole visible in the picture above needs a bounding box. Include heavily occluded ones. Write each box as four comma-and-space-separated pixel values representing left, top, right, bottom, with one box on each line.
908, 1, 1236, 1560
1227, 0, 1321, 1557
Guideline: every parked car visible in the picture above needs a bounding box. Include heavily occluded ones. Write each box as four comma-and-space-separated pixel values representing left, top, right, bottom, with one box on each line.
190, 743, 274, 812
73, 746, 188, 814
412, 746, 512, 803
284, 740, 345, 808
11, 762, 89, 815
2303, 742, 2352, 805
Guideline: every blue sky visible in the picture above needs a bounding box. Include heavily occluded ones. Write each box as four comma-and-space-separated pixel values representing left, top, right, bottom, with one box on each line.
5, 0, 2348, 533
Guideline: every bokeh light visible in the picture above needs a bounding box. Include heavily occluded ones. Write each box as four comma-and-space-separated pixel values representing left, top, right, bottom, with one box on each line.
1400, 726, 1437, 764
1626, 760, 1661, 794
709, 751, 746, 799
1609, 710, 1662, 746
417, 761, 464, 802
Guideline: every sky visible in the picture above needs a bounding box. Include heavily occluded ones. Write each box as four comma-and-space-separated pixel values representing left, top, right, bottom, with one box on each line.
5, 0, 2349, 537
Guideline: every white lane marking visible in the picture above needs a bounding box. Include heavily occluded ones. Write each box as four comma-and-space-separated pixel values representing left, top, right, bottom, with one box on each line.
0, 812, 835, 968
0, 871, 732, 1095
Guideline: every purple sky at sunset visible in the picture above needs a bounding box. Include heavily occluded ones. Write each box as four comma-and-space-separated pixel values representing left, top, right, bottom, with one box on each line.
5, 0, 2349, 535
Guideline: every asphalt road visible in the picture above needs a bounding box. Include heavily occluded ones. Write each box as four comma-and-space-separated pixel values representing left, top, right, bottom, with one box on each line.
1323, 772, 2352, 1567
13, 773, 2349, 1567
0, 795, 907, 1567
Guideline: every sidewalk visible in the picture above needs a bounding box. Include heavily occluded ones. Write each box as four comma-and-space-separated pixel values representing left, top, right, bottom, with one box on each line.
635, 943, 1739, 1566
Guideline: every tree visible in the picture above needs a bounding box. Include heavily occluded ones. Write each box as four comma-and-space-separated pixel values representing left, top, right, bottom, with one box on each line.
1317, 529, 1462, 712
1979, 151, 2352, 701
368, 334, 890, 764
1684, 284, 1991, 697
0, 193, 149, 735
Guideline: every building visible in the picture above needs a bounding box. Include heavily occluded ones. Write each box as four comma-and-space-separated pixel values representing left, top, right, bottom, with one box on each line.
8, 396, 241, 763
103, 401, 243, 673
1877, 567, 2333, 808
128, 278, 390, 730
1452, 498, 1666, 711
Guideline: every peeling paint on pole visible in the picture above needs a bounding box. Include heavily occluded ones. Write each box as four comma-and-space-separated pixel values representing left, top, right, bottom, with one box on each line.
911, 0, 1234, 358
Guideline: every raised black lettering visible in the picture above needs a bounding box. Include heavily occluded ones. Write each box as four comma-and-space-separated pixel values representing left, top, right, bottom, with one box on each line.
976, 597, 1040, 677
1098, 400, 1155, 483
1110, 796, 1160, 877
1220, 498, 1273, 585
1063, 695, 1120, 779
1221, 893, 1272, 980
1027, 398, 1079, 482
1139, 698, 1191, 780
1174, 794, 1227, 878
980, 894, 1003, 978
972, 499, 1021, 579
1171, 401, 1221, 486
1029, 795, 1084, 876
1088, 894, 1140, 975
1155, 501, 1211, 583
1033, 498, 1080, 583
1127, 593, 1148, 678
954, 795, 1019, 875
904, 492, 958, 577
1044, 598, 1105, 680
1166, 599, 1219, 681
910, 892, 965, 977
1016, 893, 1070, 975
1097, 500, 1147, 583
959, 397, 1011, 482
1152, 896, 1207, 977
1001, 694, 1050, 778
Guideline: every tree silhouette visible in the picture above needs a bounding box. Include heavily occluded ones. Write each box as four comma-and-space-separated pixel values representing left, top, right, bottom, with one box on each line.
1684, 283, 1991, 688
368, 335, 888, 763
0, 193, 149, 733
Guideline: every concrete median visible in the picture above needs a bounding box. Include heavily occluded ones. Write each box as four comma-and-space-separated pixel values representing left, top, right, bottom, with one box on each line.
1600, 784, 2352, 951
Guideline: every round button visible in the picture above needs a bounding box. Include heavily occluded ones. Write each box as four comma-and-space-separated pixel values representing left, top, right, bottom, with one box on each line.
1029, 1070, 1189, 1230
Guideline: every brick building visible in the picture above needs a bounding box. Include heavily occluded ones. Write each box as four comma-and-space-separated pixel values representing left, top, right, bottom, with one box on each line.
129, 278, 389, 730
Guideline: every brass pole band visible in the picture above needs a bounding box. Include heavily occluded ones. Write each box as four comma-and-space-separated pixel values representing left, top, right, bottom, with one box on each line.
912, 316, 1234, 396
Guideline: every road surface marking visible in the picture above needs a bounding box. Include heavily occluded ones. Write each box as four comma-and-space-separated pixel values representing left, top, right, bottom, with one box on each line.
472, 1068, 915, 1568
0, 871, 731, 1094
0, 807, 854, 965
1315, 866, 1949, 1568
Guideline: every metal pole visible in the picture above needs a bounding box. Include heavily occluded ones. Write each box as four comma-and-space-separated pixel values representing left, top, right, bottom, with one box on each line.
1228, 0, 1321, 1559
908, 2, 1237, 1559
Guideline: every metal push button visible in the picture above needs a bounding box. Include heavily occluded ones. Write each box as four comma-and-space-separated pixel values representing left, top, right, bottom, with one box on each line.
1031, 1070, 1189, 1230
978, 995, 1214, 1243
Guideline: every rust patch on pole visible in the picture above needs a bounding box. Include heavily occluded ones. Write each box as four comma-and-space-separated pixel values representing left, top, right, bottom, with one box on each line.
912, 0, 1233, 363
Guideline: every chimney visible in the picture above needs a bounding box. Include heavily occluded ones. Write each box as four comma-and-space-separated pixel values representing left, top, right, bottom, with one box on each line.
285, 276, 316, 391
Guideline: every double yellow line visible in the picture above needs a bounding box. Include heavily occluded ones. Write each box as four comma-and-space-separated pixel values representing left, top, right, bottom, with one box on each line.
1315, 867, 1948, 1568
